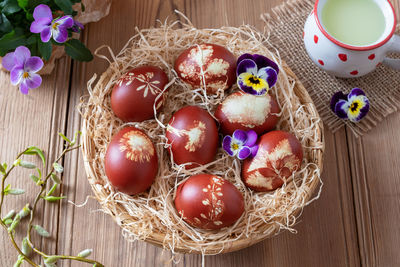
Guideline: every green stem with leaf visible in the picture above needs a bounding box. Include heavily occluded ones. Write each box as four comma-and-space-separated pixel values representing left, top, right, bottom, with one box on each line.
0, 132, 104, 267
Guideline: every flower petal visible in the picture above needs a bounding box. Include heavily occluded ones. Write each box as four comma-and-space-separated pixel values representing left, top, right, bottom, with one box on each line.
258, 67, 278, 88
55, 16, 74, 28
237, 53, 254, 65
30, 17, 51, 33
245, 130, 258, 147
40, 27, 51, 43
52, 26, 68, 43
222, 135, 235, 156
10, 67, 24, 85
19, 81, 29, 94
233, 129, 247, 144
238, 146, 251, 160
237, 59, 258, 76
347, 95, 369, 123
348, 87, 365, 100
237, 72, 264, 95
250, 145, 259, 157
24, 57, 44, 73
33, 4, 53, 21
330, 91, 347, 112
25, 73, 42, 89
14, 46, 31, 66
334, 99, 349, 119
2, 52, 15, 71
252, 54, 280, 74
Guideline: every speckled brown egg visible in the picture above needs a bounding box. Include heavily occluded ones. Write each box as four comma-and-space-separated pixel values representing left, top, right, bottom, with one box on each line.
174, 174, 244, 230
214, 91, 280, 135
105, 127, 158, 195
174, 43, 236, 94
242, 130, 303, 192
165, 106, 218, 169
111, 66, 169, 122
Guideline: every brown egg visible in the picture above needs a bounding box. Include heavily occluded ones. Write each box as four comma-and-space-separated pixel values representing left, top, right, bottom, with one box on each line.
174, 43, 236, 94
215, 91, 280, 136
242, 130, 303, 192
105, 127, 158, 195
111, 65, 169, 122
174, 174, 244, 230
166, 106, 218, 169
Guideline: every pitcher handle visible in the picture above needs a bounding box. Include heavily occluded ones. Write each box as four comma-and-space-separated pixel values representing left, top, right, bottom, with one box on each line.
383, 35, 400, 70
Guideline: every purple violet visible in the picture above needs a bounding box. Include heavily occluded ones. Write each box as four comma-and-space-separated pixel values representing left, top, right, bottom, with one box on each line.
2, 46, 43, 94
331, 88, 370, 123
223, 130, 259, 160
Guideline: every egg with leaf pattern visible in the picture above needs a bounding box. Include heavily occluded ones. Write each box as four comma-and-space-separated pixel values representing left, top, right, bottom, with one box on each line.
111, 66, 169, 122
105, 127, 158, 195
174, 174, 244, 230
174, 43, 236, 94
242, 130, 303, 192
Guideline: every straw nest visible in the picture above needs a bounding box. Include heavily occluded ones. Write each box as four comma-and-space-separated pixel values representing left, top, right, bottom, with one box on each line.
80, 16, 324, 255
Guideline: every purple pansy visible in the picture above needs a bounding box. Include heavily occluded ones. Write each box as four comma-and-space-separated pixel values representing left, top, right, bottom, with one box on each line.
2, 46, 43, 94
222, 130, 259, 160
331, 88, 370, 123
236, 54, 279, 96
30, 4, 74, 43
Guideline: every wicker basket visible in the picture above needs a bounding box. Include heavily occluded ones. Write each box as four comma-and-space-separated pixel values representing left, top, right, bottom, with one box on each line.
81, 22, 324, 254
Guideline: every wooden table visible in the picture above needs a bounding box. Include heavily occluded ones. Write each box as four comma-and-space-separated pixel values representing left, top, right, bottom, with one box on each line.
1, 0, 400, 266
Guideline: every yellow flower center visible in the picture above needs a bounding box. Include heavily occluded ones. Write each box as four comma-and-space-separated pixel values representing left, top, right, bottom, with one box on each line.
23, 72, 29, 79
52, 22, 59, 30
348, 99, 363, 116
242, 73, 269, 93
231, 143, 239, 151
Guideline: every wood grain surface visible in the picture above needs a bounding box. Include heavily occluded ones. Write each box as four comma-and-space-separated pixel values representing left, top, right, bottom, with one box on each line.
0, 0, 399, 266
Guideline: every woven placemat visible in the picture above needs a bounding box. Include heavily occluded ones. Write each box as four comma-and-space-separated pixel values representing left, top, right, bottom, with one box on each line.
262, 0, 400, 137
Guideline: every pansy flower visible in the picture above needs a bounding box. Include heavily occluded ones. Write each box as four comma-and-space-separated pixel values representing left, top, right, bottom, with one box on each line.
331, 88, 370, 123
30, 4, 74, 43
2, 46, 43, 94
223, 130, 259, 160
236, 54, 279, 96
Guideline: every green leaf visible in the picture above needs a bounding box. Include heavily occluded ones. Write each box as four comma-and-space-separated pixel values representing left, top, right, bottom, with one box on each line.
24, 146, 46, 166
0, 163, 5, 174
71, 131, 81, 145
13, 255, 24, 267
46, 183, 58, 196
38, 39, 52, 61
33, 224, 50, 237
17, 0, 28, 8
81, 3, 85, 12
53, 162, 63, 173
8, 188, 25, 195
3, 209, 16, 220
42, 195, 66, 202
3, 184, 11, 195
26, 35, 37, 45
3, 0, 21, 15
77, 248, 92, 258
3, 163, 7, 171
8, 214, 21, 232
19, 160, 36, 169
51, 173, 61, 184
30, 174, 39, 183
21, 237, 32, 256
58, 132, 71, 144
3, 218, 13, 225
17, 203, 30, 218
64, 39, 93, 62
0, 14, 12, 33
0, 28, 27, 56
54, 0, 73, 15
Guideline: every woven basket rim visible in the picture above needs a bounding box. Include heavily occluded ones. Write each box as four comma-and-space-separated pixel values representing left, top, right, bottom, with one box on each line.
80, 27, 325, 255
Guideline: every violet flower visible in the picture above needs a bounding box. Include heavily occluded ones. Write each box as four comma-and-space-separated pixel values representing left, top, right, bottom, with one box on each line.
2, 46, 43, 94
223, 130, 259, 160
30, 4, 74, 43
236, 54, 279, 96
331, 88, 370, 123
